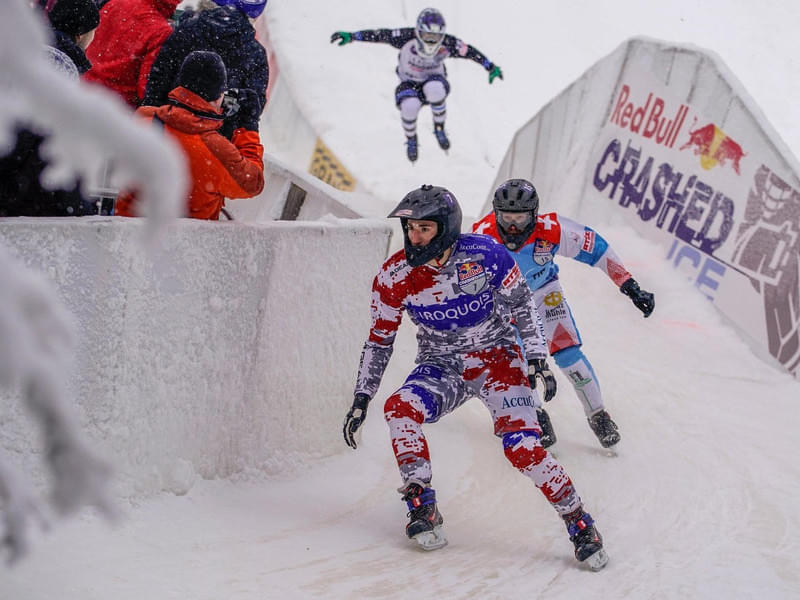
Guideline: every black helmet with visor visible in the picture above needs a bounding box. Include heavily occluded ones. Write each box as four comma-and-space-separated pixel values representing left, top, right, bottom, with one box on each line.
388, 184, 462, 267
492, 178, 540, 250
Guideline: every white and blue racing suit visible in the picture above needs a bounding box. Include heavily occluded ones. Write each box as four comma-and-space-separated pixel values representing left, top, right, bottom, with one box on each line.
473, 212, 633, 416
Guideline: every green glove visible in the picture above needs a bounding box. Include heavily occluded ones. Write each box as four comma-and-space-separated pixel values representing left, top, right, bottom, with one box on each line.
331, 31, 353, 46
489, 64, 503, 84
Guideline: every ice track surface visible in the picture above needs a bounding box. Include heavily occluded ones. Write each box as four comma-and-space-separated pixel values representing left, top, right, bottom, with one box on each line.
3, 243, 800, 599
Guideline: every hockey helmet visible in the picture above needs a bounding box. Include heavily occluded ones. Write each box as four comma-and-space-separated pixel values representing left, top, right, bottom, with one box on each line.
415, 8, 446, 56
492, 178, 539, 250
388, 184, 462, 267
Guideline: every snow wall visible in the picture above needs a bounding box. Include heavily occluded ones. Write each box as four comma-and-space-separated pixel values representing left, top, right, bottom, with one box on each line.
0, 202, 391, 499
482, 36, 800, 381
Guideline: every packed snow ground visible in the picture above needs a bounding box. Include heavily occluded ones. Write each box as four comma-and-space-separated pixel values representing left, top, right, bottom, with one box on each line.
3, 1, 800, 599
3, 228, 800, 599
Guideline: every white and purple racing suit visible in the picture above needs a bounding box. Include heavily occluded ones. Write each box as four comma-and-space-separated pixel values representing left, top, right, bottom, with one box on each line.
347, 27, 497, 137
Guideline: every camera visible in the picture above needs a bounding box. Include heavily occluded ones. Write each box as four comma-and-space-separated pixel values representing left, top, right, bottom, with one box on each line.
221, 88, 242, 118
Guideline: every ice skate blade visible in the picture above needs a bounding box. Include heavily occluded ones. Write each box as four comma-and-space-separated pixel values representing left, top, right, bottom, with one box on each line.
582, 548, 609, 571
602, 440, 620, 457
412, 525, 448, 551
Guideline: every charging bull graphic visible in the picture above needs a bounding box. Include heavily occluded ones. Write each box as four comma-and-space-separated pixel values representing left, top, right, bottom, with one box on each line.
732, 165, 800, 374
680, 120, 746, 175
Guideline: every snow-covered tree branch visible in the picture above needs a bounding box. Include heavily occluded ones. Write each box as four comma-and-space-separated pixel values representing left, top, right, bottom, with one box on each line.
0, 0, 188, 563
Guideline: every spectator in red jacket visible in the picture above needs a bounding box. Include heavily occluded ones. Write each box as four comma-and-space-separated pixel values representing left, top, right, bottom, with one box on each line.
115, 51, 265, 220
83, 0, 180, 107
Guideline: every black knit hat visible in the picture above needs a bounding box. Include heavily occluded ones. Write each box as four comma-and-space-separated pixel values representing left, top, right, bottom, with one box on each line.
44, 0, 100, 37
176, 51, 228, 102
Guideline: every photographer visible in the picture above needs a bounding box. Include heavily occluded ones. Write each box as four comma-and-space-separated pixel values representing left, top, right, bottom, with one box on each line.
115, 51, 264, 220
142, 0, 269, 139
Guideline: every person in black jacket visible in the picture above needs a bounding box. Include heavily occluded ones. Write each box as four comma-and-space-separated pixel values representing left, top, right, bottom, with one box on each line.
142, 0, 268, 139
0, 0, 100, 217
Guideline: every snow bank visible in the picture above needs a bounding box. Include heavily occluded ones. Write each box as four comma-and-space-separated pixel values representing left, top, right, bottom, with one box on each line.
0, 217, 391, 499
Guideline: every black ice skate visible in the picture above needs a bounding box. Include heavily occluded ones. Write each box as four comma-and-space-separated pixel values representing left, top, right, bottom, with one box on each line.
400, 480, 447, 551
563, 509, 608, 571
536, 407, 557, 448
587, 409, 620, 448
406, 135, 418, 162
433, 123, 450, 151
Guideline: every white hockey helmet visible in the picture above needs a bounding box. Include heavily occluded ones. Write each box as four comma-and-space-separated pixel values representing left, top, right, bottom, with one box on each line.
415, 8, 446, 56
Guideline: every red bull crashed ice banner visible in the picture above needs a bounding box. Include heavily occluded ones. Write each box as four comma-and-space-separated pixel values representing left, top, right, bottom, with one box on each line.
589, 69, 800, 379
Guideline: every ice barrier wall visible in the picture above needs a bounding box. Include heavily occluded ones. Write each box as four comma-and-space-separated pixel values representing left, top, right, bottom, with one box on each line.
0, 175, 391, 499
482, 36, 800, 381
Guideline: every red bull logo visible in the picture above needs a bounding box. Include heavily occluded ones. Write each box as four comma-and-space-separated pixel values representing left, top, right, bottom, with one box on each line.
457, 262, 487, 294
533, 239, 554, 266
610, 84, 689, 148
458, 262, 484, 280
680, 121, 746, 175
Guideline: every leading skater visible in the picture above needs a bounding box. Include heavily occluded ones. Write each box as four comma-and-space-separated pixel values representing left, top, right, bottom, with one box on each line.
331, 7, 502, 162
342, 184, 608, 570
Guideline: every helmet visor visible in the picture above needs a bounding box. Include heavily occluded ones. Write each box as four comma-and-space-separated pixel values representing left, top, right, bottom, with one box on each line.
420, 31, 444, 44
497, 210, 533, 231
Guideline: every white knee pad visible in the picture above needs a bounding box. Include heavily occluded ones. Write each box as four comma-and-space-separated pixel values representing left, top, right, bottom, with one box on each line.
400, 97, 423, 122
422, 80, 447, 105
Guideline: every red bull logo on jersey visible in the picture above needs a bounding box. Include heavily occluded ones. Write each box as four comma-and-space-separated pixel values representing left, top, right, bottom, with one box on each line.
610, 84, 689, 149
533, 239, 554, 265
679, 121, 746, 175
457, 261, 487, 294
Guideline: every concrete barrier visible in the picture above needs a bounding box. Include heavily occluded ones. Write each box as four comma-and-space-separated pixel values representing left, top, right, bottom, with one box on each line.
483, 37, 800, 381
0, 217, 392, 497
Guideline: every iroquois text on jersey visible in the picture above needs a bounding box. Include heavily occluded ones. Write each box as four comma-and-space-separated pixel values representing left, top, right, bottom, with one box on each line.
414, 291, 494, 326
592, 137, 734, 257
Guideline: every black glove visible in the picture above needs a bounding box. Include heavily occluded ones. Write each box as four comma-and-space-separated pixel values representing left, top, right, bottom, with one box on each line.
620, 277, 655, 318
225, 88, 261, 132
528, 358, 557, 402
343, 393, 370, 449
331, 31, 353, 45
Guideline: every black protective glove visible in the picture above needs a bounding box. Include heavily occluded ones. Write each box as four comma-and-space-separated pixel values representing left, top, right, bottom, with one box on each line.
225, 88, 261, 132
528, 358, 557, 402
330, 31, 354, 45
620, 277, 655, 318
343, 393, 370, 449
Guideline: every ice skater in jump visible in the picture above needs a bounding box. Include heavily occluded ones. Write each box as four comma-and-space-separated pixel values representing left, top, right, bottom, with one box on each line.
331, 7, 502, 162
342, 184, 608, 571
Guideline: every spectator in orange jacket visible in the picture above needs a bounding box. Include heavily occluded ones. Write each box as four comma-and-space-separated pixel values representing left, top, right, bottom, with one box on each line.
84, 0, 180, 107
115, 51, 264, 220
